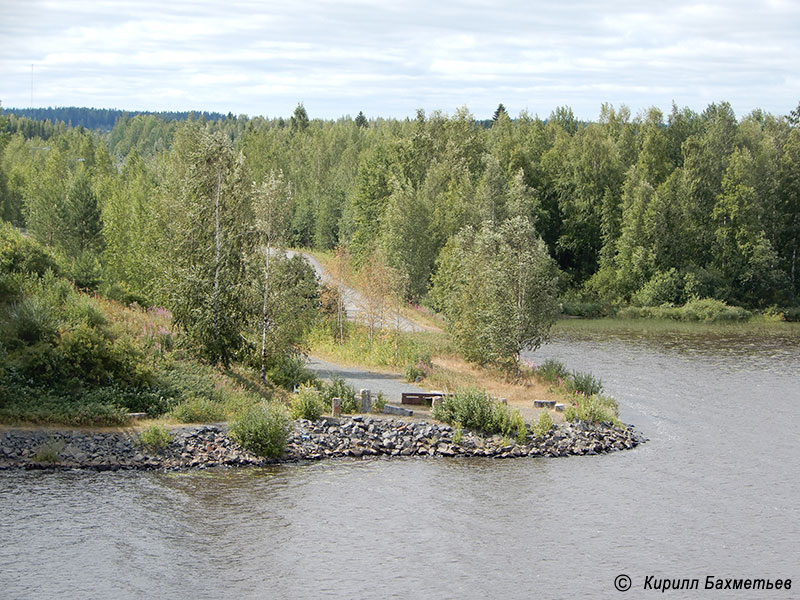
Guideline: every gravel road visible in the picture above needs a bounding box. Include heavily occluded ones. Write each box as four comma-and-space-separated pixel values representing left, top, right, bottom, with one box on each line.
287, 250, 430, 333
306, 355, 428, 403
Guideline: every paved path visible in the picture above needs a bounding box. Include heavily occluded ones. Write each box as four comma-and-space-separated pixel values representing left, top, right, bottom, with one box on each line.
287, 250, 430, 333
306, 355, 427, 403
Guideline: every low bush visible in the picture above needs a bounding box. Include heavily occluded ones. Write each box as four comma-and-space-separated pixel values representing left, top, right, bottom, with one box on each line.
33, 438, 64, 463
564, 394, 619, 425
266, 354, 319, 390
781, 307, 800, 322
169, 396, 227, 423
137, 424, 173, 452
452, 422, 464, 445
565, 370, 603, 396
229, 402, 291, 458
290, 385, 326, 421
490, 405, 527, 443
536, 359, 569, 384
372, 391, 386, 413
433, 388, 497, 432
319, 376, 358, 413
533, 411, 553, 437
617, 298, 751, 322
404, 362, 426, 382
560, 301, 606, 318
0, 223, 60, 278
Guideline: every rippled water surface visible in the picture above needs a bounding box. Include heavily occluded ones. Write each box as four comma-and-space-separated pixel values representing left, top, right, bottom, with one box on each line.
2, 323, 798, 599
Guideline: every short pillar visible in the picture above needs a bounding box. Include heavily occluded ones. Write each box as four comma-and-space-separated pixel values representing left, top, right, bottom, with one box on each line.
332, 397, 342, 417
359, 389, 372, 413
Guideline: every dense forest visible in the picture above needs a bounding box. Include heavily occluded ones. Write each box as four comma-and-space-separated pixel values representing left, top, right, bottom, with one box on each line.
2, 106, 226, 132
2, 100, 799, 315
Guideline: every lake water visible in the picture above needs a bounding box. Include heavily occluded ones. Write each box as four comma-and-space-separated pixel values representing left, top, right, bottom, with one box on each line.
2, 323, 798, 598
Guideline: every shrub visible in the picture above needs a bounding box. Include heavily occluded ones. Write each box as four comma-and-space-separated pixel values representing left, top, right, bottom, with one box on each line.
320, 376, 358, 413
536, 359, 569, 384
452, 422, 464, 445
560, 301, 606, 318
290, 385, 326, 421
533, 411, 553, 437
633, 268, 683, 307
0, 223, 60, 278
509, 409, 527, 444
492, 405, 527, 443
169, 396, 226, 423
266, 354, 319, 390
138, 424, 173, 452
229, 402, 290, 458
372, 391, 386, 413
433, 388, 496, 433
681, 297, 750, 322
33, 438, 64, 463
782, 307, 800, 322
566, 370, 603, 396
564, 394, 619, 425
404, 362, 426, 382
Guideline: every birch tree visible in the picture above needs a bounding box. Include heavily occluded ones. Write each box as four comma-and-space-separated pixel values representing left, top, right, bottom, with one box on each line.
431, 217, 560, 374
252, 170, 292, 382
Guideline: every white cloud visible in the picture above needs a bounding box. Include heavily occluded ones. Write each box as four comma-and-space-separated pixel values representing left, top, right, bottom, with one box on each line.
0, 0, 798, 119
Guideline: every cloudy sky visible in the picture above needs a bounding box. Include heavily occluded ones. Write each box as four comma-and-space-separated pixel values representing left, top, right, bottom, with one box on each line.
1, 0, 798, 121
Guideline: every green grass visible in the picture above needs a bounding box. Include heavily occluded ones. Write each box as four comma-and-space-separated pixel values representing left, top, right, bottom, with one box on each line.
309, 319, 452, 370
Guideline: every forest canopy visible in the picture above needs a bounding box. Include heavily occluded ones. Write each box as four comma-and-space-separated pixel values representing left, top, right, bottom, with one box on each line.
2, 100, 799, 315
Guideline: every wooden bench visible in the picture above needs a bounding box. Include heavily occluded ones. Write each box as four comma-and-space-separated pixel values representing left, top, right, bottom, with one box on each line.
401, 392, 448, 406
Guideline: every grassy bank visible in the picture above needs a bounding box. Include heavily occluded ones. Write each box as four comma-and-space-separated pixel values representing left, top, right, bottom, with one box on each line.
553, 315, 800, 338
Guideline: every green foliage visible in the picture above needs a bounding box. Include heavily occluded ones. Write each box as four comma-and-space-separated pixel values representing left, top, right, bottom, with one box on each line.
160, 125, 253, 366
533, 411, 554, 438
565, 370, 604, 396
431, 217, 560, 372
33, 439, 64, 463
309, 320, 442, 369
535, 359, 569, 384
169, 396, 227, 423
509, 409, 527, 444
229, 402, 291, 458
138, 425, 173, 452
633, 268, 683, 307
560, 301, 606, 318
0, 222, 60, 278
404, 362, 426, 382
617, 297, 752, 322
432, 388, 497, 433
372, 391, 386, 413
452, 422, 464, 445
265, 354, 320, 390
251, 253, 320, 375
290, 384, 326, 421
319, 376, 358, 413
564, 394, 619, 424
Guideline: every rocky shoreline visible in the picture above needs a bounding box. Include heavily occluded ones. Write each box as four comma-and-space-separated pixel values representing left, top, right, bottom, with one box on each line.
0, 417, 646, 471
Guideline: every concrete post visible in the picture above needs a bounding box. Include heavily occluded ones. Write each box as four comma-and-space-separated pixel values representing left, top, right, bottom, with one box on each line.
359, 389, 372, 413
332, 397, 342, 418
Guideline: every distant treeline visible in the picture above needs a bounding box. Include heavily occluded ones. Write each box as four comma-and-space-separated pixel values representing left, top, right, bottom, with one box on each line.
1, 106, 226, 131
1, 101, 799, 313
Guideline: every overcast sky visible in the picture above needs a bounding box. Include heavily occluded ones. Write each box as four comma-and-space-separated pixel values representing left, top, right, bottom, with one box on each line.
1, 0, 798, 121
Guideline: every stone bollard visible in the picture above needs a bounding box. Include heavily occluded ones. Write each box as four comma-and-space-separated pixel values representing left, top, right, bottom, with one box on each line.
431, 397, 443, 411
332, 397, 342, 417
359, 389, 372, 413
